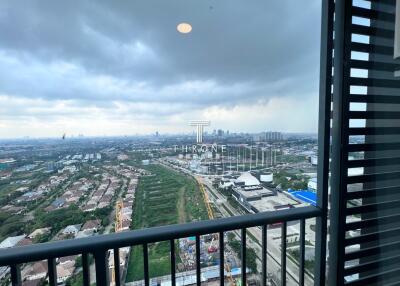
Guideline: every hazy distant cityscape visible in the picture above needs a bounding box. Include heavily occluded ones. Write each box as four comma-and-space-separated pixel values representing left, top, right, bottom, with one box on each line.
0, 127, 321, 286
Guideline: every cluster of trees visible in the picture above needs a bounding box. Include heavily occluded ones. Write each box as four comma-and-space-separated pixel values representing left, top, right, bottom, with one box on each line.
1, 165, 120, 242
31, 205, 112, 240
273, 171, 308, 190
0, 212, 25, 241
65, 273, 83, 286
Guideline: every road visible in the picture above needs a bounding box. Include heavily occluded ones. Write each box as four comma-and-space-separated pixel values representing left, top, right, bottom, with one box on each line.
158, 159, 314, 286
201, 176, 315, 286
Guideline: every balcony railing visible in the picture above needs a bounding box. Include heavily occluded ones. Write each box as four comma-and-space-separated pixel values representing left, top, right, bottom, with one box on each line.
0, 206, 321, 286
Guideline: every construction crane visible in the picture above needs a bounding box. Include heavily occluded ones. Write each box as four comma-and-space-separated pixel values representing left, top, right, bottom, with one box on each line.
225, 262, 236, 286
208, 236, 218, 253
196, 180, 241, 286
115, 200, 123, 232
196, 177, 214, 220
111, 200, 124, 285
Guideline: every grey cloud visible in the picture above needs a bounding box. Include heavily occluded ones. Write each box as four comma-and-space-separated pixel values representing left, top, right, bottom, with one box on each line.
0, 0, 321, 128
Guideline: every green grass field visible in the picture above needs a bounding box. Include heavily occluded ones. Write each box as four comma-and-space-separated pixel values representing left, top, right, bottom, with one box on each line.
126, 164, 207, 282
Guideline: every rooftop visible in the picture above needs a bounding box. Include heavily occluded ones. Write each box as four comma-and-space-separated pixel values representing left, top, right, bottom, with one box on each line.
236, 172, 260, 186
0, 235, 26, 249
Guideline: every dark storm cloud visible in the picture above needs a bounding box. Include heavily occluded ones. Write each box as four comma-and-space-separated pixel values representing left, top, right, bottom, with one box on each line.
0, 0, 321, 108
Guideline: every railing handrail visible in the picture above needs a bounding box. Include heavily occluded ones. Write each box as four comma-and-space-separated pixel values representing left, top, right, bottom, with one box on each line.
0, 206, 321, 266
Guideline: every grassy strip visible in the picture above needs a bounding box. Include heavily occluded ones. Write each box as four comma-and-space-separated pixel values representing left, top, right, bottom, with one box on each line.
126, 164, 207, 282
125, 242, 171, 282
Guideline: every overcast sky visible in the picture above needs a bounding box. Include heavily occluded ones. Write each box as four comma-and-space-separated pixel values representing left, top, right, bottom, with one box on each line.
0, 0, 321, 138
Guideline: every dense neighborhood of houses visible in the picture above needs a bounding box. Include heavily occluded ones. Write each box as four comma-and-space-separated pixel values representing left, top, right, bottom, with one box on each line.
0, 161, 145, 286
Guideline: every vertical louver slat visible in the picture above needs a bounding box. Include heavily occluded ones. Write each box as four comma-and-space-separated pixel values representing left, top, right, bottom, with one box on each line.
331, 0, 400, 284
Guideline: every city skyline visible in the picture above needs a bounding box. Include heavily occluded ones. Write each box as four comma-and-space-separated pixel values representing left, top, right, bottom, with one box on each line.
0, 129, 318, 141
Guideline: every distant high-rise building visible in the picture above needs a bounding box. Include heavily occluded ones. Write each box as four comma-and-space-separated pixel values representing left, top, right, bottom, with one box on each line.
265, 131, 283, 141
253, 131, 283, 142
217, 129, 224, 136
253, 133, 264, 142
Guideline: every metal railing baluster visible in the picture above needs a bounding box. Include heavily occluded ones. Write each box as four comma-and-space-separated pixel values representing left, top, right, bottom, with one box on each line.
281, 222, 287, 286
299, 219, 306, 286
10, 264, 21, 286
0, 207, 321, 286
82, 253, 90, 286
241, 228, 247, 286
114, 248, 121, 286
219, 231, 224, 286
143, 243, 149, 286
262, 225, 267, 286
196, 235, 201, 286
94, 250, 109, 286
170, 239, 176, 286
48, 258, 57, 286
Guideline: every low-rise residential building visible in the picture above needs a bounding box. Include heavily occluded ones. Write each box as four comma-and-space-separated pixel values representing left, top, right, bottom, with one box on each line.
122, 212, 132, 222
82, 219, 101, 232
58, 255, 78, 265
24, 261, 48, 281
0, 235, 26, 249
82, 203, 96, 212
62, 224, 81, 236
121, 220, 130, 231
52, 197, 66, 208
16, 237, 33, 247
97, 202, 108, 209
56, 261, 75, 284
0, 205, 24, 214
76, 229, 95, 238
28, 227, 51, 239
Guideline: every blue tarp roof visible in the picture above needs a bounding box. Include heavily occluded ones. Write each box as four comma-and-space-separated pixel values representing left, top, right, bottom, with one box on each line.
288, 190, 317, 206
